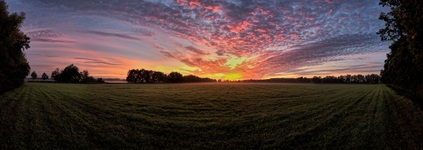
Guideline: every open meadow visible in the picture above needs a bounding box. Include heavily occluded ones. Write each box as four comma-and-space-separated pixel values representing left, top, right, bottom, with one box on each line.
1, 83, 423, 149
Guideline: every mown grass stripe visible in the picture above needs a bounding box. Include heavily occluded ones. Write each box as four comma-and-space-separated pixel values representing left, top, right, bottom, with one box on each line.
1, 83, 423, 149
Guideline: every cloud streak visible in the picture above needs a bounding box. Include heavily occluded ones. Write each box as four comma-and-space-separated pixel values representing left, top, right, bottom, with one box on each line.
27, 30, 76, 43
83, 31, 141, 41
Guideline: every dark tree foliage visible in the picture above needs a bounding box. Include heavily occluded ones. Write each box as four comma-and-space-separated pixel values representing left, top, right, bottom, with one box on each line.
126, 69, 167, 83
152, 71, 166, 83
246, 74, 380, 84
51, 68, 59, 80
0, 1, 31, 93
30, 71, 37, 80
322, 76, 343, 83
51, 65, 103, 83
378, 0, 423, 96
80, 70, 97, 83
83, 76, 97, 83
97, 78, 105, 83
79, 70, 97, 83
126, 69, 138, 83
126, 68, 216, 83
54, 64, 81, 83
167, 72, 183, 83
312, 76, 322, 83
183, 75, 216, 83
81, 70, 89, 81
41, 72, 48, 81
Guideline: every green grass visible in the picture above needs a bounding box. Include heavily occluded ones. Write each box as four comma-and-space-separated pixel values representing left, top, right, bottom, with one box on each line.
1, 83, 422, 149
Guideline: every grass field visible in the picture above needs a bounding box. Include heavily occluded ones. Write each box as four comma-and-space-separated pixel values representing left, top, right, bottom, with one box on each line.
1, 83, 423, 149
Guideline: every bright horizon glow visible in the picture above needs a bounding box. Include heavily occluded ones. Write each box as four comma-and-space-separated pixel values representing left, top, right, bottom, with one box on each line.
6, 0, 390, 80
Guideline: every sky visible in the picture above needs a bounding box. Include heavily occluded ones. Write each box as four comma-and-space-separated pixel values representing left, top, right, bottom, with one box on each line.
6, 0, 390, 80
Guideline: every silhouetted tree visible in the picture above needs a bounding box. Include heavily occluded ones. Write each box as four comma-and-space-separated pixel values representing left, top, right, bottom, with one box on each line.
126, 69, 137, 83
322, 76, 342, 83
0, 1, 31, 93
137, 69, 148, 83
49, 65, 103, 84
378, 0, 423, 96
51, 68, 59, 80
81, 70, 89, 80
127, 69, 170, 83
144, 70, 154, 83
128, 69, 136, 83
80, 70, 95, 83
357, 74, 365, 83
201, 77, 217, 82
167, 72, 183, 83
54, 64, 81, 83
182, 74, 216, 82
244, 74, 379, 84
31, 71, 37, 80
126, 68, 216, 84
312, 76, 322, 83
126, 69, 147, 83
183, 75, 201, 82
365, 74, 380, 84
346, 74, 352, 83
79, 70, 97, 83
41, 72, 48, 81
97, 78, 105, 83
85, 76, 97, 83
152, 71, 166, 83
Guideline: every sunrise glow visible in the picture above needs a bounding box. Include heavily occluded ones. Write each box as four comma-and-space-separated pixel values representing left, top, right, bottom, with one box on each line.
6, 0, 390, 80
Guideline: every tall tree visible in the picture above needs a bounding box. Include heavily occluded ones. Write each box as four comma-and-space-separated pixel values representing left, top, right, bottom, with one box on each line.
0, 1, 31, 93
31, 71, 37, 80
126, 69, 138, 83
51, 68, 60, 80
80, 70, 89, 83
378, 0, 423, 94
41, 72, 48, 81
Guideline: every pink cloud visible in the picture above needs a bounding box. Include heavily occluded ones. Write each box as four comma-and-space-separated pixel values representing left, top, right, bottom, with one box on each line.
11, 0, 389, 80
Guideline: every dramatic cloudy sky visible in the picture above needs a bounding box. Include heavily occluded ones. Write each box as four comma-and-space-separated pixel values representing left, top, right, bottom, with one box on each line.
6, 0, 390, 80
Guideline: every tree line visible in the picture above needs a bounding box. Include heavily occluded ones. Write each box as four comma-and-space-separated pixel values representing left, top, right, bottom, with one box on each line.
126, 69, 216, 83
378, 0, 423, 99
309, 74, 380, 84
228, 74, 381, 84
31, 64, 104, 83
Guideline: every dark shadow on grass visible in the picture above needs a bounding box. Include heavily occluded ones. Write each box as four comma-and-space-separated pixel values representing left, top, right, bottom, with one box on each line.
386, 84, 423, 110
